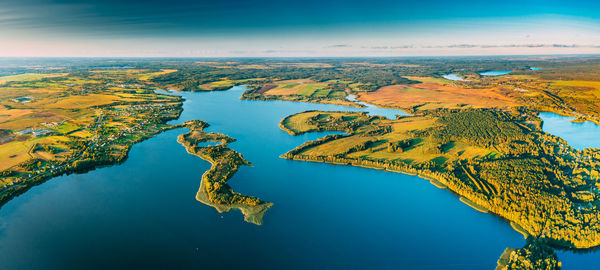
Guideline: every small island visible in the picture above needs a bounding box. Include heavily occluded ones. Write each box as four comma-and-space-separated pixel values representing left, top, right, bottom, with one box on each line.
177, 120, 273, 225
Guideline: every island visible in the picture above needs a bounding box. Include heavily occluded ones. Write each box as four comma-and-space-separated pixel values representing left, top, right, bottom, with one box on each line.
177, 120, 273, 225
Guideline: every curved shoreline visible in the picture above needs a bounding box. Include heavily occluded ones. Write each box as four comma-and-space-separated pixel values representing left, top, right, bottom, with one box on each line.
0, 115, 183, 210
460, 197, 489, 213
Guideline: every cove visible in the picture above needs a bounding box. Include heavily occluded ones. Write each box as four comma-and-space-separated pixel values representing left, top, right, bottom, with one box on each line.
346, 94, 408, 119
0, 86, 524, 269
539, 112, 600, 150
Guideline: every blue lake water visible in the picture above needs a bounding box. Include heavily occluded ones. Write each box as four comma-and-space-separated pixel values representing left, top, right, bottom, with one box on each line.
538, 112, 600, 268
0, 86, 527, 269
442, 74, 467, 81
530, 67, 540, 71
345, 94, 408, 119
539, 112, 600, 150
197, 141, 219, 147
479, 71, 512, 76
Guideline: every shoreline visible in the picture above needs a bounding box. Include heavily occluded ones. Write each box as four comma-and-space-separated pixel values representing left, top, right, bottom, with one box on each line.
0, 118, 183, 210
460, 197, 489, 213
510, 221, 529, 238
280, 154, 548, 246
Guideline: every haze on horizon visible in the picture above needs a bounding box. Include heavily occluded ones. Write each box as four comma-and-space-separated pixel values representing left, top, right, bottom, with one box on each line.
1, 0, 599, 57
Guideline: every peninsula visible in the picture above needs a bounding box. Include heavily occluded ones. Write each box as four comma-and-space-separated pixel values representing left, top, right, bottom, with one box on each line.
279, 108, 599, 268
177, 120, 273, 225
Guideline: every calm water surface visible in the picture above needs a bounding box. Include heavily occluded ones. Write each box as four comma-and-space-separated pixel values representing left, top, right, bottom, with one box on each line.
0, 86, 525, 269
539, 112, 600, 150
346, 94, 408, 119
442, 74, 467, 81
479, 71, 512, 76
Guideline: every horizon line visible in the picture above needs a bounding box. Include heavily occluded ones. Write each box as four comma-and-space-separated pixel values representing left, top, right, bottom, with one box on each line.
2, 53, 600, 59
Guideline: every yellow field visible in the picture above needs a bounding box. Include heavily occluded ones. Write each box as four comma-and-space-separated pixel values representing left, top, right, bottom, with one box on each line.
138, 69, 178, 80
552, 80, 600, 99
358, 77, 517, 110
70, 130, 93, 138
0, 73, 68, 84
199, 80, 236, 90
284, 111, 496, 167
263, 79, 328, 96
0, 108, 33, 122
0, 136, 50, 170
552, 80, 600, 90
42, 94, 119, 109
302, 135, 375, 156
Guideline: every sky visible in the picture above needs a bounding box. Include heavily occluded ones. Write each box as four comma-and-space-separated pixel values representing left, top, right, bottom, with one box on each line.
1, 0, 599, 57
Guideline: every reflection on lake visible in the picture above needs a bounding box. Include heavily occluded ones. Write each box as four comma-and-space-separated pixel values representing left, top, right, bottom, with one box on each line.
479, 71, 512, 76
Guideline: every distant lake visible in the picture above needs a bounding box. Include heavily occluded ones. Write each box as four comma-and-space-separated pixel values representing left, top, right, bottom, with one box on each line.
479, 71, 512, 76
0, 86, 527, 269
442, 74, 467, 81
530, 67, 540, 71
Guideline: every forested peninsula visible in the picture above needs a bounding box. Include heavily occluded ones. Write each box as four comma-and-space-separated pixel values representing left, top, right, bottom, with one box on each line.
279, 108, 600, 268
177, 120, 273, 225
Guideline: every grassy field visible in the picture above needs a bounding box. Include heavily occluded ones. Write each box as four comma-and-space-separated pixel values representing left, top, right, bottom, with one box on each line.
199, 80, 237, 90
0, 73, 68, 84
282, 111, 494, 166
358, 76, 518, 111
262, 79, 329, 97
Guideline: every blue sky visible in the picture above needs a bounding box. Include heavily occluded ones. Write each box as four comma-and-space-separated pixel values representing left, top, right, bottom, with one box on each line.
1, 0, 599, 56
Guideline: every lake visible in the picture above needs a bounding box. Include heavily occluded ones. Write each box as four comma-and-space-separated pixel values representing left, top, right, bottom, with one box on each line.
0, 86, 526, 269
539, 112, 600, 150
479, 71, 512, 76
442, 74, 467, 81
